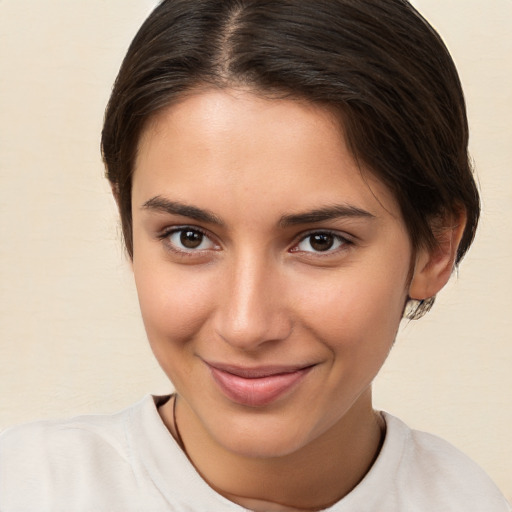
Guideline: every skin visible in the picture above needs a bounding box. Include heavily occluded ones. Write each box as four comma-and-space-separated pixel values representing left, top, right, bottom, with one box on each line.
129, 88, 463, 511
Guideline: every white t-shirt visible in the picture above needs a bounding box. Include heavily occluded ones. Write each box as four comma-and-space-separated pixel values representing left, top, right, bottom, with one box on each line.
0, 395, 509, 512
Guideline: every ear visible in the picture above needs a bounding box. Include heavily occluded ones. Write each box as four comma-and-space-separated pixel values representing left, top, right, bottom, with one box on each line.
408, 210, 467, 300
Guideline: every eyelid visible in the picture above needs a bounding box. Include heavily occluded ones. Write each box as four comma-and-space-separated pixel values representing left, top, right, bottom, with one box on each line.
289, 229, 354, 254
157, 225, 220, 253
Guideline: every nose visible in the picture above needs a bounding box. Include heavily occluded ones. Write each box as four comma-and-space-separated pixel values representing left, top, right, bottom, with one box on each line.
213, 252, 293, 351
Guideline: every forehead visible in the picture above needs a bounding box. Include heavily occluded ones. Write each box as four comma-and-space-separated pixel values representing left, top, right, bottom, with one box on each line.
133, 89, 402, 222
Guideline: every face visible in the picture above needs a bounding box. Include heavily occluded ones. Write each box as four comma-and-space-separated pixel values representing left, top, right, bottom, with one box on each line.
131, 89, 416, 458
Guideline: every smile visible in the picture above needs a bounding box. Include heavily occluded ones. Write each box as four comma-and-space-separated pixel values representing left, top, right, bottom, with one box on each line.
205, 362, 315, 407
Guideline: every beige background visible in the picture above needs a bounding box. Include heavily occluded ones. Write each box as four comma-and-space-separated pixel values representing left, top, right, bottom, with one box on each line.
1, 0, 511, 501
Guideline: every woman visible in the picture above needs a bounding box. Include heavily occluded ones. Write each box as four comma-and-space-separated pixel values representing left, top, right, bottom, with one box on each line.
1, 1, 510, 510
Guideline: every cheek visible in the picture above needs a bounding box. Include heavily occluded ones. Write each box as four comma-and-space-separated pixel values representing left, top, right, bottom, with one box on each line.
291, 259, 409, 354
133, 259, 217, 349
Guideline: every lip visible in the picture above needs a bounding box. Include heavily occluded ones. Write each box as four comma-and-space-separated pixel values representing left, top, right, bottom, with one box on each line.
205, 361, 314, 407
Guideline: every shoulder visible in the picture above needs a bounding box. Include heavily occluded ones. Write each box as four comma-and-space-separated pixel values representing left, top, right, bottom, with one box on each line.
0, 396, 160, 511
0, 401, 132, 469
383, 413, 511, 512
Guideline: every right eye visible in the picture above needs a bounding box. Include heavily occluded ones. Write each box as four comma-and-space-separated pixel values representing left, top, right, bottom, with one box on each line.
163, 227, 218, 253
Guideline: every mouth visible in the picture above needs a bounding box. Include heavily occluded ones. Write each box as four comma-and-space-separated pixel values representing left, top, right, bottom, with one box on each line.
204, 361, 315, 407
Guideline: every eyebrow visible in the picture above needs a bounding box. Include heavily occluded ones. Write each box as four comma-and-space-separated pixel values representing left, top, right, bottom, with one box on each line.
142, 196, 374, 228
142, 196, 224, 226
279, 204, 375, 227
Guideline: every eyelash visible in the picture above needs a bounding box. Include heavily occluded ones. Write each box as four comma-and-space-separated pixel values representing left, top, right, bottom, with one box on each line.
157, 226, 219, 255
290, 230, 354, 256
157, 226, 353, 257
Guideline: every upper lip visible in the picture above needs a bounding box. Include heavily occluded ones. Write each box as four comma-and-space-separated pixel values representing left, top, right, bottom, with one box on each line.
204, 361, 315, 379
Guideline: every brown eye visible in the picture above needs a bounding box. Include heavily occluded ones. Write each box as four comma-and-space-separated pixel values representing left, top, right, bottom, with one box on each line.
166, 228, 217, 252
309, 233, 334, 252
293, 231, 348, 254
180, 230, 203, 249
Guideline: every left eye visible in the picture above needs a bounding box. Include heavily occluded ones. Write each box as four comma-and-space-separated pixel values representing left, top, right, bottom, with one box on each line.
167, 228, 217, 251
293, 232, 347, 253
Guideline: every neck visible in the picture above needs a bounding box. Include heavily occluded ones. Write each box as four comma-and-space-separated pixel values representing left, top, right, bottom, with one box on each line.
161, 390, 385, 511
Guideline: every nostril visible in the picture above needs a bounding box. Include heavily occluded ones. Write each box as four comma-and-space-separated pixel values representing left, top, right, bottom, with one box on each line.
213, 260, 292, 349
214, 305, 293, 350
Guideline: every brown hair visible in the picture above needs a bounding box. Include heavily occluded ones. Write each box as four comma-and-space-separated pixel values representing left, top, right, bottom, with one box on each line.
102, 0, 479, 270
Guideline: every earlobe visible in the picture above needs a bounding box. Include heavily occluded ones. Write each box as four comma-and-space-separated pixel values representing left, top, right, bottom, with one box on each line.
408, 210, 467, 301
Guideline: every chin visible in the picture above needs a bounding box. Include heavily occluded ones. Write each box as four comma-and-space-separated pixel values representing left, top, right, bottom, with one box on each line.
222, 432, 307, 459
206, 410, 317, 459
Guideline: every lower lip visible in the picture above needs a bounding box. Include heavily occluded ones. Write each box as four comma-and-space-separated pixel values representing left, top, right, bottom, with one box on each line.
208, 366, 312, 407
